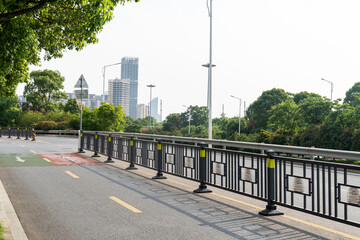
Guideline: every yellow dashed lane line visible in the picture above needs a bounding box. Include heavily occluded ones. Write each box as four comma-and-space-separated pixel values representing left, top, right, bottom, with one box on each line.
109, 196, 142, 213
65, 171, 79, 179
114, 163, 359, 240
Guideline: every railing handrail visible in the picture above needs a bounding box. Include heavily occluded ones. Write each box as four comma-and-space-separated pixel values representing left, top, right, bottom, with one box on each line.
86, 131, 360, 161
28, 129, 360, 161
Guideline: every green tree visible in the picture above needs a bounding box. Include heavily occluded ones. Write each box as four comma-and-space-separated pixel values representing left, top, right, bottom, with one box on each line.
23, 69, 67, 113
246, 88, 291, 131
16, 111, 45, 127
293, 91, 322, 104
96, 104, 125, 132
124, 123, 142, 133
297, 96, 332, 127
344, 82, 360, 106
64, 98, 79, 114
82, 107, 98, 131
124, 116, 134, 125
0, 0, 139, 97
180, 105, 208, 127
267, 99, 301, 136
162, 113, 182, 132
0, 96, 21, 126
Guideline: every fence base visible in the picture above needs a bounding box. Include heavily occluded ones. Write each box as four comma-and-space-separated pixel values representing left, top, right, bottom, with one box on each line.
193, 183, 212, 193
126, 164, 137, 170
91, 153, 100, 157
78, 149, 85, 153
152, 172, 167, 180
104, 157, 114, 163
259, 205, 283, 216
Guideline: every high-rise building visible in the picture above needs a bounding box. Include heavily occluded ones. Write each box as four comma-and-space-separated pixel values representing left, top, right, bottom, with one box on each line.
150, 97, 161, 123
108, 78, 130, 116
121, 57, 138, 119
136, 104, 149, 119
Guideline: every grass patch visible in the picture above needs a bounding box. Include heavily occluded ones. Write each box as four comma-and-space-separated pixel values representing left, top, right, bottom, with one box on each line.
0, 223, 5, 240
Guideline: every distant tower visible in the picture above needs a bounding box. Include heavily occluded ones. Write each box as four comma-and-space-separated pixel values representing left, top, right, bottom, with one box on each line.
160, 99, 163, 123
150, 97, 160, 123
121, 57, 138, 119
108, 78, 130, 116
221, 104, 225, 118
136, 104, 149, 119
244, 101, 246, 117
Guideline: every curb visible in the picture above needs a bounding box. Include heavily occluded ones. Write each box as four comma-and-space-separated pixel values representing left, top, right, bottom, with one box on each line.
0, 180, 28, 240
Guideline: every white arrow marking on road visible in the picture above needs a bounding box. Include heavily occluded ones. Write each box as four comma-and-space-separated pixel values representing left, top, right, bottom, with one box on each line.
16, 157, 25, 163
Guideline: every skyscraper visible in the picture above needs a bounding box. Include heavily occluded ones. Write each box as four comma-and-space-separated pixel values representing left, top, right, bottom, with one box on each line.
108, 78, 130, 116
136, 104, 149, 119
121, 57, 138, 119
150, 97, 161, 123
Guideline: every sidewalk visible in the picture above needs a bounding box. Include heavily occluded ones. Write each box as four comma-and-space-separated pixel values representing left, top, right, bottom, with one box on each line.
80, 151, 360, 240
0, 180, 28, 240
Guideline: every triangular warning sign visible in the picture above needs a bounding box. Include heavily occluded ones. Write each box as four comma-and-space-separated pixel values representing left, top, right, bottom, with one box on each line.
74, 74, 89, 88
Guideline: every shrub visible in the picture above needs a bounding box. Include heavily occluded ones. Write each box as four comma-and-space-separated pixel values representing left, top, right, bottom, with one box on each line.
57, 120, 70, 130
35, 121, 58, 131
16, 111, 45, 127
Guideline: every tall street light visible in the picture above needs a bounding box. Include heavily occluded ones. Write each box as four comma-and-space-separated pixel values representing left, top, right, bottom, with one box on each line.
202, 0, 215, 141
321, 78, 334, 101
230, 95, 241, 135
183, 105, 192, 135
147, 84, 156, 127
102, 62, 122, 102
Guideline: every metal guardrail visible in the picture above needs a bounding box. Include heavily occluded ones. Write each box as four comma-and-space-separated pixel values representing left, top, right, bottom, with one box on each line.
4, 128, 360, 160
80, 131, 360, 161
0, 126, 34, 140
34, 130, 78, 135
81, 131, 360, 227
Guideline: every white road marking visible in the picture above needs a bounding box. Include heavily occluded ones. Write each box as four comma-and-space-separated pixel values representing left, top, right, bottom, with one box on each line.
16, 157, 25, 163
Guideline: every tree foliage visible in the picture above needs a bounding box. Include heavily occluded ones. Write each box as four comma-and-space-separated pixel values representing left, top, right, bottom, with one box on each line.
344, 82, 360, 106
23, 69, 67, 113
64, 98, 79, 114
0, 0, 138, 96
96, 104, 125, 132
268, 99, 300, 136
0, 96, 21, 126
246, 88, 291, 130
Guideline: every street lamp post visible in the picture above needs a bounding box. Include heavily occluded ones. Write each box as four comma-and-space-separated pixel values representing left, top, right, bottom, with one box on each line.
230, 95, 241, 135
102, 62, 122, 102
147, 84, 156, 127
183, 105, 192, 135
202, 0, 215, 142
321, 78, 334, 101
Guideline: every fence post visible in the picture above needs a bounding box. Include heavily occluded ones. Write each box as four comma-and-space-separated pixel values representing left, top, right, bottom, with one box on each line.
16, 127, 20, 139
259, 150, 283, 216
78, 130, 85, 153
25, 127, 29, 140
152, 139, 167, 179
31, 128, 36, 141
91, 132, 100, 157
105, 134, 114, 163
126, 136, 137, 170
194, 142, 212, 193
8, 127, 11, 138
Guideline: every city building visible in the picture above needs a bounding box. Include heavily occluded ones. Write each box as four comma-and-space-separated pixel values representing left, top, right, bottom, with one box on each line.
108, 78, 130, 115
121, 57, 138, 119
150, 97, 161, 123
136, 104, 149, 119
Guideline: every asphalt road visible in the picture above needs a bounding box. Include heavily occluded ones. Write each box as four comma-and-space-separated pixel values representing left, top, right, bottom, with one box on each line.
0, 136, 358, 240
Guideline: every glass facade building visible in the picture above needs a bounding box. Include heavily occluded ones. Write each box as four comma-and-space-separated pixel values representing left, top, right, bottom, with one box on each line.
121, 57, 138, 119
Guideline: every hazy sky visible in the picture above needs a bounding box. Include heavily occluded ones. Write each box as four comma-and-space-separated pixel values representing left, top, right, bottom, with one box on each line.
18, 0, 360, 119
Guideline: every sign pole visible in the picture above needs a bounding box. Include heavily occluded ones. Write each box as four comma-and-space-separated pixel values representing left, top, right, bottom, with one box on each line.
80, 75, 83, 132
